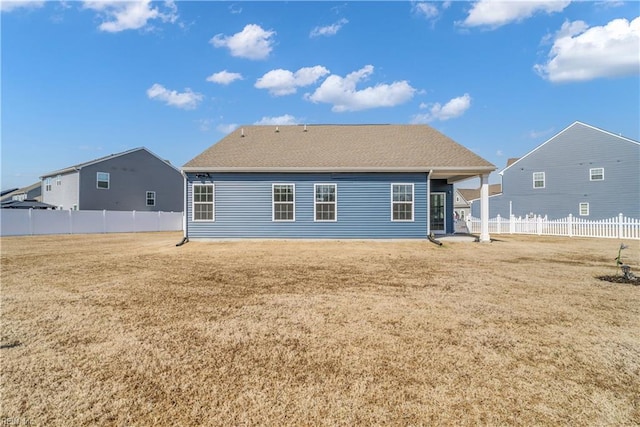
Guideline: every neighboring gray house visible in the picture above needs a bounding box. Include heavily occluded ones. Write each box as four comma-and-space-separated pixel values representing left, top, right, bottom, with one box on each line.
0, 182, 42, 203
41, 147, 183, 211
471, 121, 640, 220
182, 124, 496, 240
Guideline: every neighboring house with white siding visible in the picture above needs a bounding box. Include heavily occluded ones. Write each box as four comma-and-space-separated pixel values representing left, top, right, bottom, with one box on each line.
471, 121, 640, 220
40, 147, 183, 211
182, 124, 496, 240
455, 185, 502, 220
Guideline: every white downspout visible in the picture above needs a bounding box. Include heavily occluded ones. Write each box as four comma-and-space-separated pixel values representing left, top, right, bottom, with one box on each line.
426, 170, 432, 237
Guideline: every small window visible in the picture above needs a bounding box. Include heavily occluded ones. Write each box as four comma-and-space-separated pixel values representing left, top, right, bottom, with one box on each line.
273, 184, 295, 221
315, 184, 337, 221
579, 202, 589, 216
97, 172, 110, 189
590, 168, 604, 181
45, 178, 52, 192
533, 172, 545, 189
146, 191, 156, 206
392, 183, 414, 221
56, 175, 62, 186
193, 184, 214, 221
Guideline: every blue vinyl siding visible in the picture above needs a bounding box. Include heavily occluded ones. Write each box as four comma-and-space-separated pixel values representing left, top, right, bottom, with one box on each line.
472, 123, 640, 220
186, 173, 430, 238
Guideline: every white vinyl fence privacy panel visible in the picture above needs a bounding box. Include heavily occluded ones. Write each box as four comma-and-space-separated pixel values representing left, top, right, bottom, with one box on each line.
1, 210, 183, 236
466, 214, 640, 240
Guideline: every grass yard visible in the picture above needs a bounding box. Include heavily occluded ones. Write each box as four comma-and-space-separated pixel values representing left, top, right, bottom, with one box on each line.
1, 232, 639, 426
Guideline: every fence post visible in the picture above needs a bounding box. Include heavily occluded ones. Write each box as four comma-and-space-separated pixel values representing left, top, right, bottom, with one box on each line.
132, 210, 136, 232
568, 214, 573, 237
537, 215, 543, 235
28, 208, 33, 236
69, 209, 73, 234
509, 215, 515, 234
103, 210, 107, 233
618, 213, 623, 239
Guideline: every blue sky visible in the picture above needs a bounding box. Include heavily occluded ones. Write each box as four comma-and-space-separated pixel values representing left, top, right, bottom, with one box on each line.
2, 0, 639, 191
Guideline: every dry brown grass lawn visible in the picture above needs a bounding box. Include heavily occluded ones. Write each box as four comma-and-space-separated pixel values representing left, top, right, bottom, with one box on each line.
1, 232, 639, 426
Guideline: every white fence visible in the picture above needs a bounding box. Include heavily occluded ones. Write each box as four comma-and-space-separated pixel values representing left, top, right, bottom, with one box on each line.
466, 213, 640, 240
0, 209, 183, 237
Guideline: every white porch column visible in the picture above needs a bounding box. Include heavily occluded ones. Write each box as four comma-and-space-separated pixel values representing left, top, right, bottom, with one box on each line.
479, 173, 491, 242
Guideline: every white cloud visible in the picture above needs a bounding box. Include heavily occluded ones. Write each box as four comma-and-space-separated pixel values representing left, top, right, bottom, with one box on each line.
535, 17, 640, 82
1, 1, 45, 12
460, 0, 570, 28
146, 83, 203, 110
254, 114, 299, 125
82, 0, 178, 33
206, 70, 243, 85
255, 66, 330, 96
310, 18, 348, 37
412, 2, 439, 19
305, 65, 416, 112
210, 24, 275, 60
411, 93, 471, 123
216, 123, 238, 134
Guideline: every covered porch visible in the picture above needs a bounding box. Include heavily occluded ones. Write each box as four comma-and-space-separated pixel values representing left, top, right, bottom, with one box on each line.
429, 169, 493, 242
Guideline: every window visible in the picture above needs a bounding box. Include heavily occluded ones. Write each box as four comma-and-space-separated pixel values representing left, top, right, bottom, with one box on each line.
56, 175, 62, 186
579, 202, 589, 216
590, 168, 604, 181
392, 183, 414, 221
97, 172, 110, 189
273, 184, 295, 221
193, 184, 214, 221
45, 178, 52, 192
315, 184, 337, 221
146, 191, 156, 206
533, 172, 545, 189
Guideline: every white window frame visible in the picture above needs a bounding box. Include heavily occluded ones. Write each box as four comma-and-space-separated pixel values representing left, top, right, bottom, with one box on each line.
146, 191, 156, 207
579, 202, 589, 216
533, 172, 545, 189
590, 168, 604, 181
272, 183, 295, 222
391, 183, 414, 222
56, 175, 62, 186
314, 183, 337, 222
97, 172, 110, 189
45, 177, 52, 192
192, 183, 215, 222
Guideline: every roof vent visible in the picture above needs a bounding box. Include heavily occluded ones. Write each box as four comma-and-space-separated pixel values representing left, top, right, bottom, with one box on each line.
303, 124, 307, 132
241, 128, 245, 137
275, 126, 279, 133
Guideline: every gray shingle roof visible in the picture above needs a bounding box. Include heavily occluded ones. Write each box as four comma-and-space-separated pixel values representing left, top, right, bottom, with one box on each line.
183, 125, 495, 175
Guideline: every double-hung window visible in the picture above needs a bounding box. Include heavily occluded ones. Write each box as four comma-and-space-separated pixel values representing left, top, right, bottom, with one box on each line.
56, 175, 62, 186
392, 183, 414, 221
97, 172, 110, 189
45, 178, 52, 192
315, 184, 337, 221
193, 184, 214, 221
590, 168, 604, 181
533, 172, 545, 189
273, 184, 295, 221
146, 191, 156, 206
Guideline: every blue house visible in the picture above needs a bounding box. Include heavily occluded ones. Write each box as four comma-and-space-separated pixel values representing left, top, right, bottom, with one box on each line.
182, 125, 495, 240
471, 121, 640, 220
